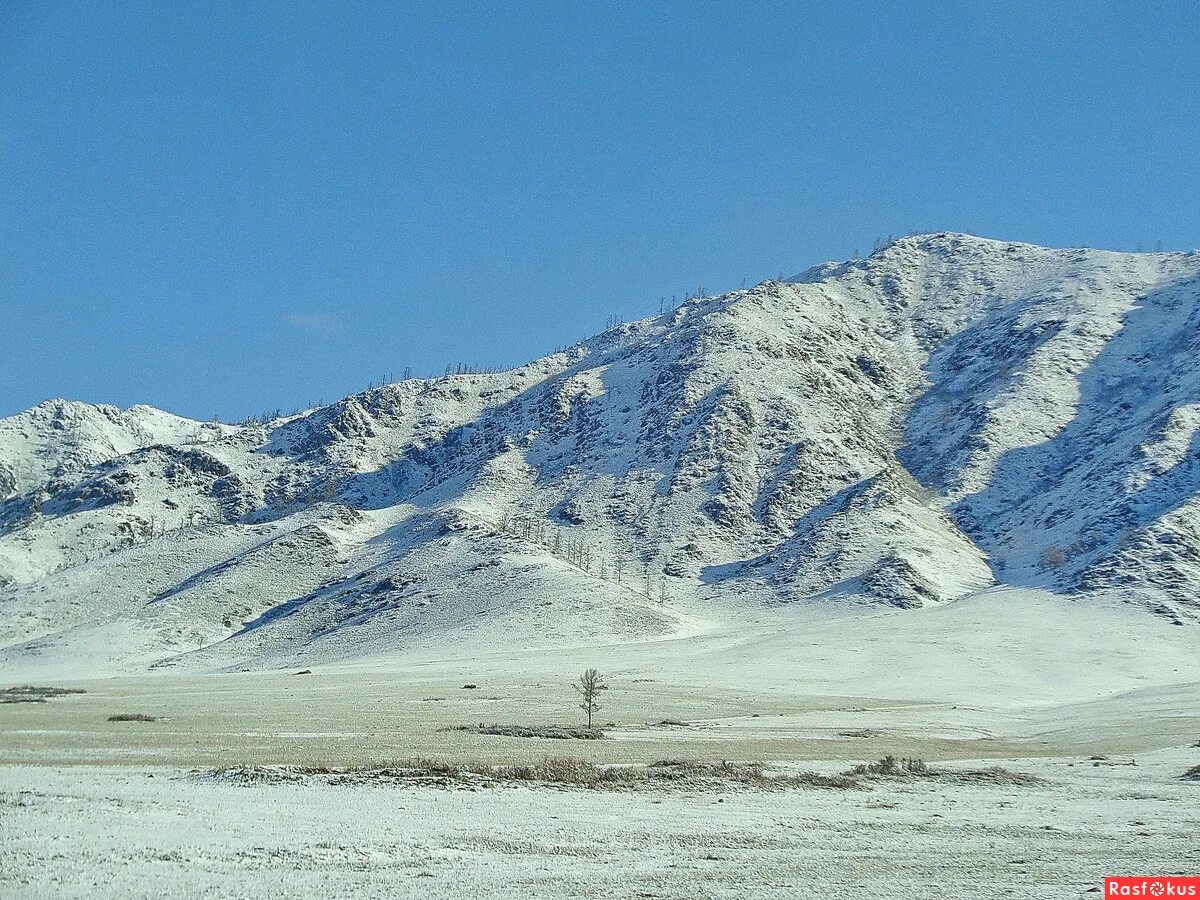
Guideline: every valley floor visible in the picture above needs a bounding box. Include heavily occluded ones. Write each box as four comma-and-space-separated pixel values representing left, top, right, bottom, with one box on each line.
2, 588, 1199, 898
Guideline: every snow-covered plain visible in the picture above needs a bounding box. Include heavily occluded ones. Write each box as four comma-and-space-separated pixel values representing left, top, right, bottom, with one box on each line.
3, 750, 1198, 900
2, 586, 1199, 897
3, 234, 1200, 897
4, 588, 1196, 767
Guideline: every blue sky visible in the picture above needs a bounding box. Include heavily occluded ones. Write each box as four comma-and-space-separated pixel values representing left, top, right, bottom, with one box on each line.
2, 1, 1197, 421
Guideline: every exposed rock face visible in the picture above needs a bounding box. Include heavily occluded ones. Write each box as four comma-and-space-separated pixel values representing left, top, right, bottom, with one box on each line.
3, 233, 1200, 670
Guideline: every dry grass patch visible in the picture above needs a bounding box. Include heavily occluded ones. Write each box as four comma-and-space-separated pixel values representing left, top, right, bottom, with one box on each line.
844, 755, 1043, 786
846, 755, 929, 776
0, 685, 86, 704
204, 757, 863, 792
446, 724, 605, 740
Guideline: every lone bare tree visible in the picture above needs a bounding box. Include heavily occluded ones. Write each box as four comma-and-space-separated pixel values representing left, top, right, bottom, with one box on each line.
574, 668, 608, 730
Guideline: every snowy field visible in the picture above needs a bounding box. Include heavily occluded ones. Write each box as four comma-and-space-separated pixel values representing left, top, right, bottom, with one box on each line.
2, 751, 1197, 900
2, 588, 1199, 898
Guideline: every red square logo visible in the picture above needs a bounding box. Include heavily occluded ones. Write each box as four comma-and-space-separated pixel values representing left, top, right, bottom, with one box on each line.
1105, 877, 1200, 897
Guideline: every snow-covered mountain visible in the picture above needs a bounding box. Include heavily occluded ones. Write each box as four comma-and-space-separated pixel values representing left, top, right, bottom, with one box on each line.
4, 233, 1200, 673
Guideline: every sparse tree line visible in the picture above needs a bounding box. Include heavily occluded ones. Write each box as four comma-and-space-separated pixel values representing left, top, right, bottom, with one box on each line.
199, 236, 1179, 430
216, 279, 802, 430
496, 512, 672, 606
851, 230, 1169, 261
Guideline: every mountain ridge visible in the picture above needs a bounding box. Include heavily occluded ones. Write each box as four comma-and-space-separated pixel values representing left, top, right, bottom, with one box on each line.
4, 233, 1200, 674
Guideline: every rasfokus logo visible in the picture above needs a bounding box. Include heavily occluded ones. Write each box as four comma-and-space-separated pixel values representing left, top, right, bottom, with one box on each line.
1105, 877, 1200, 897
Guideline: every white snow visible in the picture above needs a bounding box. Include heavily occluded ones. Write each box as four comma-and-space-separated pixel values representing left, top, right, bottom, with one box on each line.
1, 233, 1199, 685
5, 256, 1200, 898
3, 751, 1197, 900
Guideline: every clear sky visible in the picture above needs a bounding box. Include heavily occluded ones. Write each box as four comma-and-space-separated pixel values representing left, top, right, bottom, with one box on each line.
2, 2, 1197, 421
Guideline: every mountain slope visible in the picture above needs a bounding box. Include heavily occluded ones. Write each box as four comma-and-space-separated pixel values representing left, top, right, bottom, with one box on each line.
3, 233, 1199, 674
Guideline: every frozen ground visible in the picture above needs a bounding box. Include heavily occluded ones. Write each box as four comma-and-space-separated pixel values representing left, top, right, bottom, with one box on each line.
2, 751, 1198, 899
2, 588, 1199, 898
3, 589, 1200, 767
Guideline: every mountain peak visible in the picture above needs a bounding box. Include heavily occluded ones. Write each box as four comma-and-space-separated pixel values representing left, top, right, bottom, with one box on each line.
4, 235, 1200, 674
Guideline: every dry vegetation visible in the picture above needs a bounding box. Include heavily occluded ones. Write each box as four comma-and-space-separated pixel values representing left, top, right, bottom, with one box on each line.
0, 686, 86, 704
199, 753, 1049, 793
203, 757, 862, 791
846, 755, 930, 776
445, 723, 605, 740
844, 756, 1044, 785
